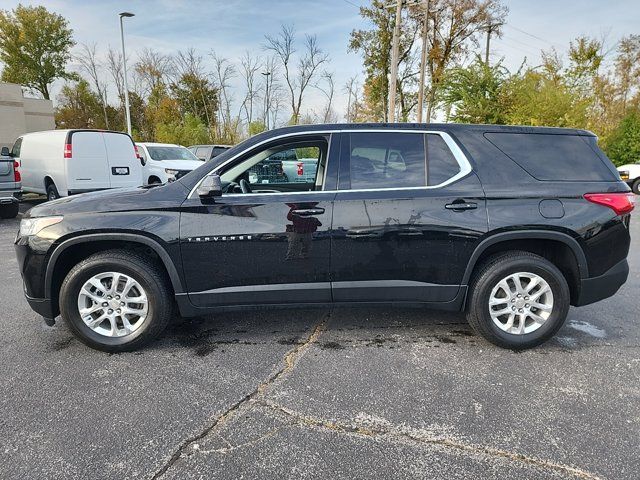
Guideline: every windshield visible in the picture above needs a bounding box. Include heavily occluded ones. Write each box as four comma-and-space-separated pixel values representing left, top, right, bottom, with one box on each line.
146, 146, 200, 161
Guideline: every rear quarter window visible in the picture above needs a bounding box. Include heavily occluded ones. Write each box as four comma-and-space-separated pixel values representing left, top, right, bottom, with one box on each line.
484, 132, 617, 181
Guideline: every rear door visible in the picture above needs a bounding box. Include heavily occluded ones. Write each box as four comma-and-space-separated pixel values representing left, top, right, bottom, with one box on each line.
330, 130, 488, 305
67, 131, 110, 192
103, 133, 142, 188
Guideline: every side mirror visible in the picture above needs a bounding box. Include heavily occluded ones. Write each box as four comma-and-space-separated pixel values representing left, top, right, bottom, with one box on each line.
1, 146, 10, 156
197, 174, 222, 199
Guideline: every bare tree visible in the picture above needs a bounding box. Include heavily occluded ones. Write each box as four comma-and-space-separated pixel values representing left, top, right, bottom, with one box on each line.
210, 52, 238, 141
135, 48, 173, 98
264, 24, 329, 124
316, 71, 336, 123
239, 51, 262, 126
173, 48, 216, 129
106, 46, 125, 106
343, 76, 361, 122
76, 43, 109, 127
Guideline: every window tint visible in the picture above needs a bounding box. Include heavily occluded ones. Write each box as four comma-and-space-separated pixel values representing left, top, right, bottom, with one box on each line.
211, 146, 230, 157
485, 133, 616, 181
221, 139, 326, 192
348, 133, 426, 189
427, 134, 460, 185
147, 146, 200, 161
195, 146, 210, 159
11, 138, 22, 158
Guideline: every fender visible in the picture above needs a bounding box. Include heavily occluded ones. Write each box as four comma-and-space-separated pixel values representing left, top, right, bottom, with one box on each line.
461, 230, 589, 285
44, 233, 185, 298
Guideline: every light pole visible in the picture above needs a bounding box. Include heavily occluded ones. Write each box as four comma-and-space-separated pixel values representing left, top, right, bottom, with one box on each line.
261, 71, 271, 130
119, 12, 135, 136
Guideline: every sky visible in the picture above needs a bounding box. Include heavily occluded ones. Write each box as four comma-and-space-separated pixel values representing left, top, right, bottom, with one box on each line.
1, 0, 639, 122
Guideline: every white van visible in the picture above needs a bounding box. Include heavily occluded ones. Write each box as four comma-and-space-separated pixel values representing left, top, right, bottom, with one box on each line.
137, 142, 203, 185
12, 129, 142, 200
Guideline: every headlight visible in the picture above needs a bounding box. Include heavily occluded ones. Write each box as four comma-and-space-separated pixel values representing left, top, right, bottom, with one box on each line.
619, 170, 629, 179
19, 216, 63, 236
165, 169, 179, 176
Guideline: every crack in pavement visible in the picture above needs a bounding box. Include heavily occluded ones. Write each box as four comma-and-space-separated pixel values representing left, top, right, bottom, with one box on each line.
255, 399, 603, 480
149, 311, 330, 479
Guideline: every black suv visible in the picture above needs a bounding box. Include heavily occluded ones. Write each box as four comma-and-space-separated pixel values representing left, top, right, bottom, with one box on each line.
15, 124, 633, 352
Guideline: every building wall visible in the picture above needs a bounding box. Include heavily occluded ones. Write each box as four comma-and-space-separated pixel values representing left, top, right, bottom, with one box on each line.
0, 83, 54, 150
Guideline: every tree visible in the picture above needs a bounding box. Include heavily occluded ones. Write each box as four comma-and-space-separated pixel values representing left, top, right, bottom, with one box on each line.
424, 0, 507, 121
441, 56, 510, 124
76, 43, 110, 128
55, 79, 104, 128
604, 111, 640, 166
264, 24, 329, 124
349, 0, 417, 121
0, 5, 76, 99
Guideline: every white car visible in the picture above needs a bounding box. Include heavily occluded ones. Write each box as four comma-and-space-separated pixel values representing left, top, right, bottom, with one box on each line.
616, 163, 640, 194
11, 129, 141, 200
137, 143, 204, 185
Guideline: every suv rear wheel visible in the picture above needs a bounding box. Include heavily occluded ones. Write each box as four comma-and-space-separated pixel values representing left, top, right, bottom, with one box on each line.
59, 250, 172, 352
466, 251, 570, 349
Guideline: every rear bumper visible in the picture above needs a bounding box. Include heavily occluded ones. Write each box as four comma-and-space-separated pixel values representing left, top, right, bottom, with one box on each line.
575, 258, 629, 306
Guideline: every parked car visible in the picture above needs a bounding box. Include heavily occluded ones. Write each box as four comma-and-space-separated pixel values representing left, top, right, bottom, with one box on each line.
15, 123, 633, 352
137, 143, 204, 185
0, 146, 20, 219
616, 163, 640, 194
11, 129, 141, 201
188, 144, 232, 163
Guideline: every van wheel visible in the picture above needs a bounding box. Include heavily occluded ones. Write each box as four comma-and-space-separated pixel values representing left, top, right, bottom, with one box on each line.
0, 202, 19, 219
466, 251, 570, 350
59, 250, 172, 352
46, 183, 60, 201
148, 176, 162, 185
632, 178, 640, 195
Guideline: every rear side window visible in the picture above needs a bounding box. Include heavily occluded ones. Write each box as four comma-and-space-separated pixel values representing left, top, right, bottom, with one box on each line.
348, 132, 426, 189
485, 133, 616, 181
427, 134, 460, 186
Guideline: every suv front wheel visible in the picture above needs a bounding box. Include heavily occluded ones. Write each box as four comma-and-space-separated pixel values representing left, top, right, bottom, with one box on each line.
59, 250, 172, 352
466, 251, 570, 349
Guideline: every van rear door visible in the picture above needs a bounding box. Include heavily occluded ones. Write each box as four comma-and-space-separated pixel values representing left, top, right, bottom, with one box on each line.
67, 131, 110, 193
103, 133, 141, 189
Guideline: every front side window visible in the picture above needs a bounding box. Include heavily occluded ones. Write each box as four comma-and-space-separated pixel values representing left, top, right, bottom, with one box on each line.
220, 138, 327, 193
147, 146, 200, 161
348, 132, 426, 189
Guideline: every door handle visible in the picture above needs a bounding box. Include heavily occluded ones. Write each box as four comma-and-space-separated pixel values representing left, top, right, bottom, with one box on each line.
445, 201, 477, 211
291, 208, 325, 216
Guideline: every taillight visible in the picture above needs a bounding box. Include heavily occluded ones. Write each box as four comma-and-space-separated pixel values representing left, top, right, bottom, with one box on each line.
13, 160, 20, 182
63, 143, 72, 159
134, 144, 141, 159
584, 192, 635, 215
297, 162, 304, 176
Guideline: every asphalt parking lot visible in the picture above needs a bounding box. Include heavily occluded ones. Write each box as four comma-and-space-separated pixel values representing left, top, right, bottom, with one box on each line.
0, 201, 638, 480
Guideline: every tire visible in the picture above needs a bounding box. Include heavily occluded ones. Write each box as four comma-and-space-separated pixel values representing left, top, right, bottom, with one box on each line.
466, 251, 570, 350
59, 249, 172, 352
148, 176, 162, 185
0, 201, 19, 219
632, 178, 640, 195
46, 183, 60, 201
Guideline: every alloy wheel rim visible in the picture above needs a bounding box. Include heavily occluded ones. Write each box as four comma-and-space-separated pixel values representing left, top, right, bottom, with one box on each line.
488, 272, 554, 335
77, 272, 149, 337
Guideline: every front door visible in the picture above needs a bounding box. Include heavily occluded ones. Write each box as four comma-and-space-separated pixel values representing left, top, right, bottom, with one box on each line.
330, 130, 488, 305
180, 133, 338, 308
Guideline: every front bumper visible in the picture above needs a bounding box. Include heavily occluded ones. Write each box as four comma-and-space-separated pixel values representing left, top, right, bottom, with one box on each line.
575, 258, 629, 306
24, 290, 55, 319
